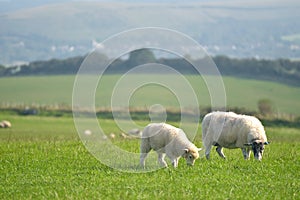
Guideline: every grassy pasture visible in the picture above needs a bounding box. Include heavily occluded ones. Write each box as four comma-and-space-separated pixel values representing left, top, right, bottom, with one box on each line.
0, 75, 299, 199
0, 75, 300, 115
0, 114, 299, 199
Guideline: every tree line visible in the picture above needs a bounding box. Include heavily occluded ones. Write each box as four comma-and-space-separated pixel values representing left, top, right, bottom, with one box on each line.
1, 49, 300, 86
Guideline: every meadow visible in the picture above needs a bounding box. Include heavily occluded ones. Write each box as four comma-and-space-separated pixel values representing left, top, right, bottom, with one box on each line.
0, 75, 299, 199
0, 114, 299, 199
0, 75, 300, 115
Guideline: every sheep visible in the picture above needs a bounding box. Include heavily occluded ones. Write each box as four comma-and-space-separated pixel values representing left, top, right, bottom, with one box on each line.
84, 129, 92, 135
109, 133, 116, 139
121, 132, 130, 139
0, 120, 11, 128
202, 111, 269, 161
140, 123, 201, 168
127, 128, 142, 138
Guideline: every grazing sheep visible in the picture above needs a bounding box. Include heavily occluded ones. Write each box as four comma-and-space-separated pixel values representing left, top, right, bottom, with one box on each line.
110, 133, 116, 139
121, 133, 137, 140
84, 129, 92, 135
202, 112, 269, 161
140, 123, 201, 168
121, 132, 130, 139
0, 120, 11, 128
127, 128, 142, 137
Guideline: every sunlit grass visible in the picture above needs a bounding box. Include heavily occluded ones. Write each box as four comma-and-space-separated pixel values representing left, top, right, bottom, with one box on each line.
0, 114, 299, 199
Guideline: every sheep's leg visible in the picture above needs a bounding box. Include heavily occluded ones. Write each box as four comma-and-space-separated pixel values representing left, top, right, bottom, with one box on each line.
140, 153, 148, 168
216, 146, 226, 159
140, 139, 151, 168
171, 157, 179, 168
205, 145, 212, 160
241, 148, 251, 160
158, 153, 168, 168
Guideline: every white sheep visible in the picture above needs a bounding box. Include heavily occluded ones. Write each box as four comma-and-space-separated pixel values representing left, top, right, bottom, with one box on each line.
127, 128, 142, 137
202, 111, 269, 161
140, 123, 201, 168
0, 120, 11, 128
109, 133, 116, 139
84, 129, 92, 135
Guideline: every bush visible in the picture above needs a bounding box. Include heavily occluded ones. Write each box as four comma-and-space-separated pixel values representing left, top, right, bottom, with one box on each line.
257, 99, 273, 116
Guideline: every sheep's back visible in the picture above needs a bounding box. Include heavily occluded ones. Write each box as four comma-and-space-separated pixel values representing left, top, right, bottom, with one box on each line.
202, 112, 267, 147
142, 123, 179, 150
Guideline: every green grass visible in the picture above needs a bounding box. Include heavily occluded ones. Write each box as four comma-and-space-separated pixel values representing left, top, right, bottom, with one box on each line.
0, 114, 299, 199
0, 75, 300, 115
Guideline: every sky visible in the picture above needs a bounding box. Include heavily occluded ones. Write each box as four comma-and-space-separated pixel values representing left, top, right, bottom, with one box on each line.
0, 0, 213, 13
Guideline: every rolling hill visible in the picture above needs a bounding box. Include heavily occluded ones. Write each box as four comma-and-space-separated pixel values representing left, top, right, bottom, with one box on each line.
0, 75, 299, 116
1, 0, 300, 64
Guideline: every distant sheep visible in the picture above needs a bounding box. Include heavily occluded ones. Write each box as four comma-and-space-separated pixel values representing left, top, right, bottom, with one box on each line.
202, 112, 269, 161
84, 129, 92, 135
140, 123, 201, 168
0, 120, 11, 128
121, 132, 130, 139
110, 133, 116, 139
127, 128, 142, 137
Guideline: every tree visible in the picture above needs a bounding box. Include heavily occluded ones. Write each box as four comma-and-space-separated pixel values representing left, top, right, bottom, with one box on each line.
257, 99, 273, 116
127, 49, 156, 67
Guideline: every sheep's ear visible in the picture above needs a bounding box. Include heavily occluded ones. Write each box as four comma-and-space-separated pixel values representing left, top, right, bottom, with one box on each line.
197, 148, 202, 152
264, 141, 270, 145
244, 143, 252, 146
183, 148, 189, 153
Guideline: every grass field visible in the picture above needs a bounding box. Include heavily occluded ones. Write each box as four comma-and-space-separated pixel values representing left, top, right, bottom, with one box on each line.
0, 75, 299, 199
0, 75, 300, 115
0, 114, 299, 199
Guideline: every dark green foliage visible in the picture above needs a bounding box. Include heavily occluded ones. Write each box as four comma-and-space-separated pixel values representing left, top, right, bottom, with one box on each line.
1, 105, 299, 127
213, 56, 300, 86
1, 53, 300, 86
258, 99, 274, 116
127, 49, 156, 67
1, 56, 84, 76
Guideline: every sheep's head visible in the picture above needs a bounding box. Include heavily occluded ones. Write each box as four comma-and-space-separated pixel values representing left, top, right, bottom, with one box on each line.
245, 141, 270, 161
182, 147, 202, 166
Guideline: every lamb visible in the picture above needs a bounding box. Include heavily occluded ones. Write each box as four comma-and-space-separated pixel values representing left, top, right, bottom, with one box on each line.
140, 123, 201, 168
202, 112, 269, 161
0, 120, 11, 128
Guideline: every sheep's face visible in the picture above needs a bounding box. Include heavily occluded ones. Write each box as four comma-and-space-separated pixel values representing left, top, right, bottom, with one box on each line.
252, 142, 265, 161
245, 141, 269, 161
182, 148, 200, 166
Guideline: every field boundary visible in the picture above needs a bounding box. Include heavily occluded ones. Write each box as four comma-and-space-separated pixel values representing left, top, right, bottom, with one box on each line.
1, 105, 299, 128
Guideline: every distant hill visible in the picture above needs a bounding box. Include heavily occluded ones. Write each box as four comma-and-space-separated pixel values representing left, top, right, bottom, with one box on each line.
0, 0, 300, 64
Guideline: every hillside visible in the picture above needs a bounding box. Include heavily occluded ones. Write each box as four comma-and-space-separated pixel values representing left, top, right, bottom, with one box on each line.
0, 0, 300, 64
0, 75, 299, 117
